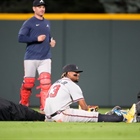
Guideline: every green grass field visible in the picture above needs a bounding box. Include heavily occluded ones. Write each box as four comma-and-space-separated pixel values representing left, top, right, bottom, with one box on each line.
0, 108, 140, 140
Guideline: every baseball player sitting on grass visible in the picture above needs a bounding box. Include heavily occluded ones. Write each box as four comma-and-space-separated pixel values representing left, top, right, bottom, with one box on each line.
0, 64, 139, 122
0, 90, 139, 121
44, 64, 138, 123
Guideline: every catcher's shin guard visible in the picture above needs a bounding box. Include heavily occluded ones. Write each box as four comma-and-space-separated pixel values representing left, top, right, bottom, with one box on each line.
36, 72, 51, 111
19, 77, 35, 106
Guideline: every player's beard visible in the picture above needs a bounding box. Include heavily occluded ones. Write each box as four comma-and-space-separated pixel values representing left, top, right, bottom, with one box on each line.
74, 80, 79, 83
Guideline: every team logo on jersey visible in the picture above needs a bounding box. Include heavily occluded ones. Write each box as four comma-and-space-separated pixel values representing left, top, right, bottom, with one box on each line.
36, 24, 40, 26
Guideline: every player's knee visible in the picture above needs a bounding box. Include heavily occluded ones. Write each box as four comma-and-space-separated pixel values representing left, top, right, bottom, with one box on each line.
22, 77, 35, 89
38, 72, 51, 90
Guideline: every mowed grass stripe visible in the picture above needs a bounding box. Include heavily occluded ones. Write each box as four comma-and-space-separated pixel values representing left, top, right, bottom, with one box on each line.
0, 122, 140, 140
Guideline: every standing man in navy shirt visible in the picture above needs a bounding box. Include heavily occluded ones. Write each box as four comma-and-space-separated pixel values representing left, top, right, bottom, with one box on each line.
18, 0, 56, 111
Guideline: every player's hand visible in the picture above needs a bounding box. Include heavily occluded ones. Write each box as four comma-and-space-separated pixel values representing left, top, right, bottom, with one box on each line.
88, 105, 99, 112
38, 35, 46, 42
50, 37, 56, 47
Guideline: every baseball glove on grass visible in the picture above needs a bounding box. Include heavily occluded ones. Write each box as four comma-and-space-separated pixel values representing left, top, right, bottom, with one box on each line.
88, 105, 99, 112
78, 105, 99, 112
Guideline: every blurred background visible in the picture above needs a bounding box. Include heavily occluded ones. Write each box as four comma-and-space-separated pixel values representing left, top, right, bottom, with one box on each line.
0, 0, 140, 13
0, 0, 140, 108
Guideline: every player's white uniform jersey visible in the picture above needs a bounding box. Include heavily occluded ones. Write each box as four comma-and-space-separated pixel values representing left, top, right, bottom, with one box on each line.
44, 77, 99, 122
44, 77, 84, 115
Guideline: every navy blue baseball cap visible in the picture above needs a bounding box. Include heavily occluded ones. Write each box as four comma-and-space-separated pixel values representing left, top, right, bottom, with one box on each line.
33, 0, 46, 6
63, 64, 83, 73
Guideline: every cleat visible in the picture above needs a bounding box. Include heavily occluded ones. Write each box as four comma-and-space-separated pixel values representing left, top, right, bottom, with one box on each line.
113, 106, 122, 110
105, 106, 121, 115
112, 106, 122, 116
124, 104, 136, 123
